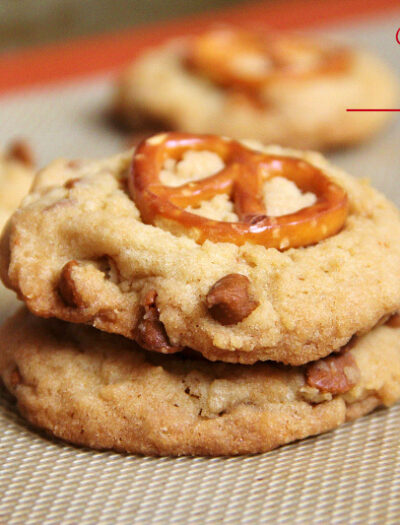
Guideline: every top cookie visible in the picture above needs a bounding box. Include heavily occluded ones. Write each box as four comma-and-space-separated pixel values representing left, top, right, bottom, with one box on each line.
114, 29, 398, 150
1, 133, 400, 365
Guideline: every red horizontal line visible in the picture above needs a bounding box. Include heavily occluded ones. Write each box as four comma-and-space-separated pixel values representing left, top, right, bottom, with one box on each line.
347, 109, 400, 111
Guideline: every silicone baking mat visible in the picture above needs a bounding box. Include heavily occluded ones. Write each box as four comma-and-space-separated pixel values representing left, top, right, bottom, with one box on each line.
1, 1, 400, 523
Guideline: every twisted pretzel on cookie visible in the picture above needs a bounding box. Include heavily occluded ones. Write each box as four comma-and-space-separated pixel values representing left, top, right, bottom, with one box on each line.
130, 132, 348, 249
186, 29, 350, 92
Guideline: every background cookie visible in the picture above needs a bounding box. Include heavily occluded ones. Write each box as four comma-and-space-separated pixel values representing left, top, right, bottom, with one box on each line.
0, 140, 34, 230
2, 140, 400, 365
0, 141, 35, 323
114, 30, 398, 150
1, 309, 399, 456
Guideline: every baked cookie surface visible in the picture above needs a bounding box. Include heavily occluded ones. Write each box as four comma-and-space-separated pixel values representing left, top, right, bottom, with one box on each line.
115, 30, 398, 149
1, 136, 400, 365
1, 308, 399, 456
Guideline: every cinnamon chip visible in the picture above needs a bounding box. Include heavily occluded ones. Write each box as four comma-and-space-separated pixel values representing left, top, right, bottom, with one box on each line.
6, 140, 35, 168
306, 350, 360, 395
206, 273, 258, 325
10, 367, 22, 388
386, 313, 400, 328
58, 260, 86, 308
135, 290, 181, 354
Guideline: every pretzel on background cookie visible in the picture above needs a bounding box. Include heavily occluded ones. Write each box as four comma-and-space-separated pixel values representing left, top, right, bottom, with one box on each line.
130, 132, 348, 249
186, 29, 350, 94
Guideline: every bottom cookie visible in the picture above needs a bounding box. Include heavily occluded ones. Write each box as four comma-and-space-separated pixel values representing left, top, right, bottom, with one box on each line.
1, 309, 400, 456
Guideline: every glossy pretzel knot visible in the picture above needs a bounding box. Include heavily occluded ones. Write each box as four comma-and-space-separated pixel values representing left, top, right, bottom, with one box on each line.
130, 132, 348, 249
186, 29, 350, 91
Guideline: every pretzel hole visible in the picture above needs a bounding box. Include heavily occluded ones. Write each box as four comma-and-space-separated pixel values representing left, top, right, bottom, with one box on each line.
160, 150, 225, 187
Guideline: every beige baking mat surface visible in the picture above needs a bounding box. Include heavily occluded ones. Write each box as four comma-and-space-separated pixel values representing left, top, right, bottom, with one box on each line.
1, 13, 400, 525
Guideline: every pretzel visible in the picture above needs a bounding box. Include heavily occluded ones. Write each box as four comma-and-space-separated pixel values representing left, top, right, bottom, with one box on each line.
186, 29, 350, 92
129, 132, 348, 249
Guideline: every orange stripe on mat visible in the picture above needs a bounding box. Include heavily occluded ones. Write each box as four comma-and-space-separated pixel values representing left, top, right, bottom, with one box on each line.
0, 0, 399, 93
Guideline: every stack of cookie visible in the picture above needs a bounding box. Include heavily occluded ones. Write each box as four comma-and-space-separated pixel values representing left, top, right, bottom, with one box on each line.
1, 131, 400, 456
